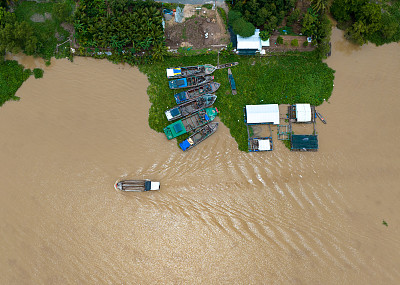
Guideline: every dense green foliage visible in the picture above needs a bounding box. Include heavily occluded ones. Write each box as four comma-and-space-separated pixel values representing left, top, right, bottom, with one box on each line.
229, 0, 295, 34
139, 53, 334, 151
202, 4, 213, 9
0, 7, 37, 55
301, 10, 332, 58
1, 1, 74, 59
259, 30, 270, 41
228, 10, 255, 38
33, 68, 44, 79
331, 0, 400, 45
74, 0, 167, 62
217, 7, 227, 28
0, 60, 32, 106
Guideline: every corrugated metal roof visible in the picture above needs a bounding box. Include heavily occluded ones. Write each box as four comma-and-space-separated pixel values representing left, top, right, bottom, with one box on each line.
258, 139, 271, 150
296, 104, 311, 122
291, 135, 318, 150
237, 29, 261, 50
246, 104, 280, 124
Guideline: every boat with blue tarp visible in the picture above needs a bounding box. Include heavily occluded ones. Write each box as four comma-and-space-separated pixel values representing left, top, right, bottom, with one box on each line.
179, 122, 218, 151
166, 62, 239, 79
168, 75, 214, 89
165, 94, 217, 121
164, 107, 218, 139
228, 68, 237, 95
174, 82, 220, 104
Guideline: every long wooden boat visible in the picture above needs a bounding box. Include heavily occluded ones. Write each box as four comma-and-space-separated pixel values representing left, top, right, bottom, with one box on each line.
163, 107, 218, 140
179, 122, 219, 151
114, 180, 160, 192
166, 62, 239, 79
174, 82, 220, 104
168, 75, 214, 89
165, 94, 217, 121
228, 68, 237, 95
316, 111, 327, 124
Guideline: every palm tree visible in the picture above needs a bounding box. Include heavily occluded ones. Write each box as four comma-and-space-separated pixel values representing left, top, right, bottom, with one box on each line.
310, 0, 330, 14
151, 42, 167, 61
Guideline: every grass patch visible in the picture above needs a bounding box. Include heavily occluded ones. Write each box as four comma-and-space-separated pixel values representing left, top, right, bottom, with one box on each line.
182, 26, 187, 40
138, 53, 334, 151
0, 60, 32, 107
217, 7, 228, 29
202, 4, 213, 9
283, 139, 291, 150
177, 47, 213, 56
14, 1, 73, 59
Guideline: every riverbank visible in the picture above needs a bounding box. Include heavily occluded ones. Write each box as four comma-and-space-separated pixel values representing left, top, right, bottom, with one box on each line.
0, 59, 43, 106
139, 52, 334, 151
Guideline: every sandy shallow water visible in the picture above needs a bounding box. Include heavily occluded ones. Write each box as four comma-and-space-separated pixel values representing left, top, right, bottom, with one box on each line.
1, 28, 400, 284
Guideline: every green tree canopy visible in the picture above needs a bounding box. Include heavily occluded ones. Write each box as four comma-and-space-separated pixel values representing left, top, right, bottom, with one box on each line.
232, 17, 256, 37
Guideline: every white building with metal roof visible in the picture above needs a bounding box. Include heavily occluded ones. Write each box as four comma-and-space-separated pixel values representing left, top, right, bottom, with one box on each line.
245, 104, 280, 125
295, 104, 312, 122
237, 29, 270, 54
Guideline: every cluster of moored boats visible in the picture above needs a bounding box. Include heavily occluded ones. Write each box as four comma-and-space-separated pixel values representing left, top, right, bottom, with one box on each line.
164, 62, 238, 151
114, 63, 239, 192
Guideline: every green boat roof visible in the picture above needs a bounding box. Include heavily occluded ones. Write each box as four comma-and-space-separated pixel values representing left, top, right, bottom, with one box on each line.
163, 120, 187, 140
164, 107, 218, 140
205, 107, 218, 121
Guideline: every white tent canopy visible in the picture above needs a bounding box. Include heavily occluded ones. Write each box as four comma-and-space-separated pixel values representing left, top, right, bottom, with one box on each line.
296, 104, 312, 122
246, 104, 280, 124
258, 139, 271, 151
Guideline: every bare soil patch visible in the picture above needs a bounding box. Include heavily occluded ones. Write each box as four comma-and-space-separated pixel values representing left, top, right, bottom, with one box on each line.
266, 33, 315, 52
164, 5, 229, 50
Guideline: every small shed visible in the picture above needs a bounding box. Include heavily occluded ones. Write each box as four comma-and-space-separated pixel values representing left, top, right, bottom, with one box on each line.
245, 104, 280, 125
291, 135, 318, 151
237, 29, 270, 55
295, 104, 312, 122
248, 137, 273, 151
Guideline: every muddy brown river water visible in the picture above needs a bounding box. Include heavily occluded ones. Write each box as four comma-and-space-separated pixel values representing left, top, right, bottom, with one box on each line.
1, 28, 400, 284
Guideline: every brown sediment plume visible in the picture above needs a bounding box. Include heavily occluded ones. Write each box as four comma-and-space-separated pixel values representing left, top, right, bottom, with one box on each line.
1, 30, 400, 283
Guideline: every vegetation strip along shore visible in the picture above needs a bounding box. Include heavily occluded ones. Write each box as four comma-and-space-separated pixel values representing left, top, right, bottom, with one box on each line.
138, 53, 334, 151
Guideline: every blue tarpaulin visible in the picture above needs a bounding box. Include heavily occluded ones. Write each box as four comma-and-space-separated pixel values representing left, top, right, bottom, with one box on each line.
173, 123, 184, 133
170, 108, 180, 117
180, 140, 191, 151
176, 79, 186, 86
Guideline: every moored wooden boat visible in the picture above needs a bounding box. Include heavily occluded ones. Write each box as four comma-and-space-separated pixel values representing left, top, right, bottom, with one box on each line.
228, 68, 237, 95
166, 62, 238, 79
216, 62, 239, 70
179, 122, 219, 151
165, 94, 217, 121
174, 82, 220, 104
114, 180, 160, 192
163, 107, 218, 140
168, 75, 214, 89
316, 111, 327, 124
166, 64, 216, 79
